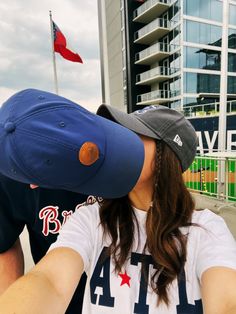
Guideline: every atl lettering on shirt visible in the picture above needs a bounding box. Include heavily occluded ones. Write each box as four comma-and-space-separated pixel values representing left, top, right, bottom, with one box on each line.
50, 204, 236, 313
90, 247, 203, 314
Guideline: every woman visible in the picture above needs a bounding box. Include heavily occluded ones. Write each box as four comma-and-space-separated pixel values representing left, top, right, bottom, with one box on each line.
0, 102, 236, 314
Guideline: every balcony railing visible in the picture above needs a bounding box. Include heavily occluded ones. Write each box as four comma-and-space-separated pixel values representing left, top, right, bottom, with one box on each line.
136, 66, 180, 84
183, 101, 236, 118
133, 0, 171, 23
135, 42, 179, 64
134, 18, 171, 44
137, 89, 181, 104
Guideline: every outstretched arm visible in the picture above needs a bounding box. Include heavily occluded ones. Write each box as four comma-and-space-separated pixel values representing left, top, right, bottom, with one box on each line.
0, 238, 24, 295
0, 247, 83, 314
201, 266, 236, 314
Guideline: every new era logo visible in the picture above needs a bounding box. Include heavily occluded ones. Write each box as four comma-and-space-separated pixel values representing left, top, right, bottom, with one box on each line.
173, 134, 183, 147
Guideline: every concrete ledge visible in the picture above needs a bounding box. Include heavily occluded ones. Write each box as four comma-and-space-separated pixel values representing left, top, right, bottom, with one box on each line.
192, 193, 236, 239
192, 193, 236, 214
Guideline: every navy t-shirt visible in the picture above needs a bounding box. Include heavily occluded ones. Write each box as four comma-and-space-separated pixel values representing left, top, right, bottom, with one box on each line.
0, 173, 89, 314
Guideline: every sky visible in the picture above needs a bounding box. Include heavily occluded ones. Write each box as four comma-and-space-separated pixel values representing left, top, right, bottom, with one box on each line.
0, 0, 101, 112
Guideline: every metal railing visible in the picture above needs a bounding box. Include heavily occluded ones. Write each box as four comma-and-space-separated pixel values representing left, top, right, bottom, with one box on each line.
135, 42, 179, 62
183, 100, 236, 118
133, 0, 171, 20
137, 89, 181, 102
136, 66, 180, 83
184, 155, 236, 202
134, 17, 170, 41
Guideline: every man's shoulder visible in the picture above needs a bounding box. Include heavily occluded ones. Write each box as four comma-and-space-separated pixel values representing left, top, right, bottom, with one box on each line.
0, 173, 28, 190
0, 173, 89, 220
0, 173, 88, 203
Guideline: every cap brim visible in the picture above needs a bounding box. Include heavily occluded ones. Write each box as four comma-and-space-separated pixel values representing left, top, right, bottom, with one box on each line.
73, 114, 145, 198
97, 104, 160, 140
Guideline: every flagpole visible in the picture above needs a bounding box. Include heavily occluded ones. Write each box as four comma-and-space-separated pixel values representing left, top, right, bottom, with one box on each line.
49, 10, 59, 94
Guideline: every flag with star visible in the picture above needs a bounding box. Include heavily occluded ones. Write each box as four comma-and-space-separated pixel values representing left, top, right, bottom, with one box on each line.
52, 21, 83, 63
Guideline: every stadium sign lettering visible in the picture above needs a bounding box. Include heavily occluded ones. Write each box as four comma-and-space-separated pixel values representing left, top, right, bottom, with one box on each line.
196, 130, 236, 154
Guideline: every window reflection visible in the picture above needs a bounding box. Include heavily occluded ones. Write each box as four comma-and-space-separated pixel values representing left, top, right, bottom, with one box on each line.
184, 20, 222, 46
184, 0, 222, 22
229, 4, 236, 26
228, 76, 236, 94
184, 72, 220, 94
228, 53, 236, 72
184, 47, 221, 71
228, 29, 236, 49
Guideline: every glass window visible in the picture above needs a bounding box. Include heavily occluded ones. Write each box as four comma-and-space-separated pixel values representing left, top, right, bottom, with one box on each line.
169, 26, 180, 46
184, 0, 222, 22
184, 47, 199, 68
184, 20, 222, 46
228, 29, 236, 49
184, 20, 198, 43
211, 0, 222, 22
184, 47, 221, 70
210, 24, 222, 45
228, 76, 236, 94
170, 100, 181, 110
170, 77, 181, 94
184, 72, 220, 93
169, 52, 181, 70
199, 0, 211, 21
184, 97, 217, 106
184, 0, 199, 17
228, 53, 236, 72
184, 97, 198, 106
184, 73, 197, 93
199, 22, 211, 45
229, 4, 236, 26
169, 0, 180, 20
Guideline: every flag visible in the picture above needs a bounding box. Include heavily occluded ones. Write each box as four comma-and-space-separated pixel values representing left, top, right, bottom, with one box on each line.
52, 21, 83, 63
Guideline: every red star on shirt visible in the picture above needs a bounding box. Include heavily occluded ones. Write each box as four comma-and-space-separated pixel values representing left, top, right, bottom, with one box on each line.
119, 271, 131, 287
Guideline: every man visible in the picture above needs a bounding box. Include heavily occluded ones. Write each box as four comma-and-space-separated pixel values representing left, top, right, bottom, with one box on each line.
0, 172, 93, 313
0, 88, 144, 313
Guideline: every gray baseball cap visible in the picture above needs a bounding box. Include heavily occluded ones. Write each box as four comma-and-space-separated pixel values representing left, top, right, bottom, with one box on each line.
97, 104, 197, 172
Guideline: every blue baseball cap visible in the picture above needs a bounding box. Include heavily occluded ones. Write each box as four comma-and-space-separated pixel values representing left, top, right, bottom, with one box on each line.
0, 89, 144, 198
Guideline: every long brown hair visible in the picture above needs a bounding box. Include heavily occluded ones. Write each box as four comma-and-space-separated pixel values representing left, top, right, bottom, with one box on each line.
99, 140, 195, 305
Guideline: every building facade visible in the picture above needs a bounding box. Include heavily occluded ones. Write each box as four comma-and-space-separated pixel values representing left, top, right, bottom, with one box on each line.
98, 0, 236, 114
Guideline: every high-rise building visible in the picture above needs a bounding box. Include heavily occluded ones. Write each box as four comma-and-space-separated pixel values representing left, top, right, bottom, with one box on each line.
98, 0, 236, 115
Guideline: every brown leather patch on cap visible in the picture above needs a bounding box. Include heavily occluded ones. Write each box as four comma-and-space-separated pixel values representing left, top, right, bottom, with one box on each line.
78, 142, 100, 166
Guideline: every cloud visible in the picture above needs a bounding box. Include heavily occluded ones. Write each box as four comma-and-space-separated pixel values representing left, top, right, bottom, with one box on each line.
0, 0, 101, 112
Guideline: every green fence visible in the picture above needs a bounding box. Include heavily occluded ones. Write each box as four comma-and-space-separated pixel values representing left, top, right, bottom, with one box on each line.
184, 156, 236, 202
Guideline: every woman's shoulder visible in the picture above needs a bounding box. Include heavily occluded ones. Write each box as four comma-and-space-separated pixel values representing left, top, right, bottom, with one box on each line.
189, 210, 236, 280
192, 208, 224, 225
76, 199, 100, 217
190, 209, 235, 244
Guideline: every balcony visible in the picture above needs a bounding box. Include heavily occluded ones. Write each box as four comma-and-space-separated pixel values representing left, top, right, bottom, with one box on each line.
134, 18, 171, 44
183, 100, 236, 118
136, 66, 180, 85
133, 0, 171, 23
137, 89, 181, 105
135, 43, 179, 65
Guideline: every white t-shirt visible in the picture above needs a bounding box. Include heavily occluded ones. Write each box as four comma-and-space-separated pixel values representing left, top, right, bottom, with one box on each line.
50, 203, 236, 314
